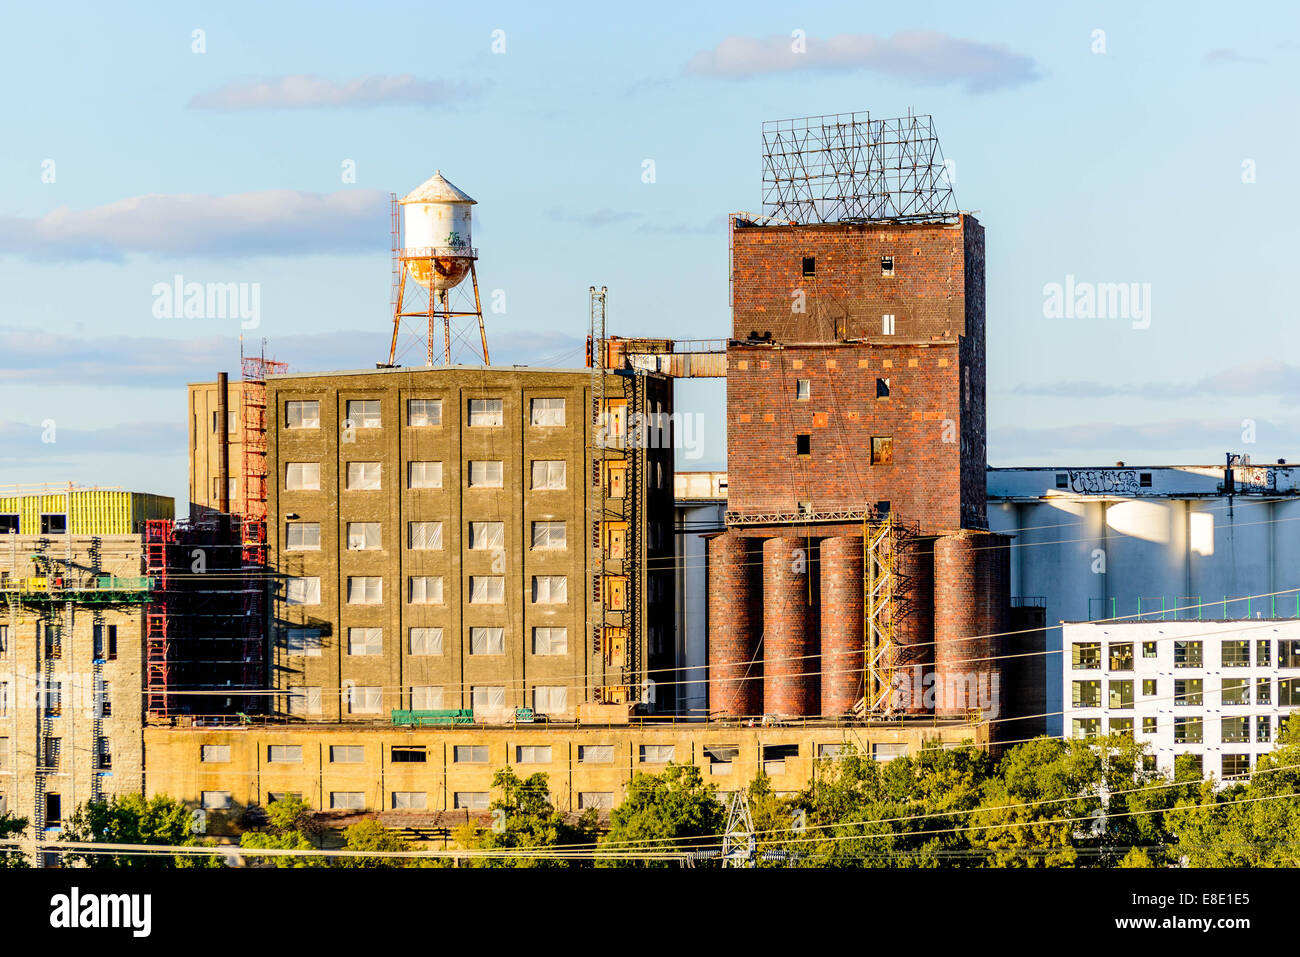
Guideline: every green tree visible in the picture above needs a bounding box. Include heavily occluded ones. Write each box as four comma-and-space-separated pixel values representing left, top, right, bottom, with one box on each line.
60, 794, 221, 867
340, 818, 444, 868
455, 769, 598, 867
239, 795, 325, 867
598, 763, 725, 867
0, 812, 29, 868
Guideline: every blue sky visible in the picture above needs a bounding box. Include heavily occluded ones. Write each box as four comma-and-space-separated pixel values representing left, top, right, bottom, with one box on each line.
1, 0, 1297, 513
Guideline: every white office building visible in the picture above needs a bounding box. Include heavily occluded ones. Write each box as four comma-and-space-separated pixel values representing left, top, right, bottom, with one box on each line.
1062, 619, 1300, 779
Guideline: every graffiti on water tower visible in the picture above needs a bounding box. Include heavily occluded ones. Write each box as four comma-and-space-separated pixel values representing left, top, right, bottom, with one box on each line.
1069, 469, 1140, 494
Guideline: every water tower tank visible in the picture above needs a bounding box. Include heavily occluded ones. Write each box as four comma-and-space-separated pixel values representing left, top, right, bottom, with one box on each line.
400, 170, 476, 292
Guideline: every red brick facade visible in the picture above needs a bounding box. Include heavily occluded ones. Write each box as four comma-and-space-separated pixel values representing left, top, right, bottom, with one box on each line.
706, 532, 761, 717
932, 531, 1010, 718
818, 535, 863, 716
762, 536, 817, 717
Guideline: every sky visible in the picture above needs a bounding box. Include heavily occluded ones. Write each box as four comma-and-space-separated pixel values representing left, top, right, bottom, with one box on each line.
1, 0, 1297, 514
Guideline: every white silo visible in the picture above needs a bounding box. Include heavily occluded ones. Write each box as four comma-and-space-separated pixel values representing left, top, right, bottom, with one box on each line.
399, 170, 477, 291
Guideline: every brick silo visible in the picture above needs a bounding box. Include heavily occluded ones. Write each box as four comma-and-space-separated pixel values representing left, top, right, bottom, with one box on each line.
762, 535, 815, 717
819, 535, 863, 716
894, 535, 936, 715
932, 530, 1011, 719
707, 531, 762, 717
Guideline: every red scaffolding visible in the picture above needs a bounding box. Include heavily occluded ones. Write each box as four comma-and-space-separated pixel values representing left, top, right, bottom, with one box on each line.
143, 518, 174, 718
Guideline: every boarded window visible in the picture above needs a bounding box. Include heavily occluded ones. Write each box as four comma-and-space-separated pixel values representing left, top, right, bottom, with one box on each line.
871, 436, 893, 465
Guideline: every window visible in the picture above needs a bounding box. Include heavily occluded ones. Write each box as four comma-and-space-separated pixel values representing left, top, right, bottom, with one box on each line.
1222, 677, 1250, 706
41, 514, 67, 535
268, 745, 302, 764
455, 745, 490, 764
1109, 718, 1133, 735
703, 745, 738, 774
1108, 680, 1133, 709
880, 255, 894, 276
346, 685, 382, 714
92, 624, 118, 660
0, 624, 6, 654
346, 400, 381, 428
468, 522, 503, 550
534, 686, 567, 714
330, 792, 365, 810
409, 627, 443, 655
607, 463, 626, 498
802, 256, 816, 277
470, 627, 505, 655
468, 398, 503, 427
1142, 679, 1157, 697
1257, 640, 1272, 666
532, 521, 566, 550
286, 522, 320, 550
44, 681, 62, 716
532, 627, 568, 655
1173, 716, 1203, 744
392, 792, 428, 810
391, 746, 427, 764
286, 462, 320, 490
530, 397, 566, 426
1222, 754, 1250, 779
468, 460, 503, 488
469, 577, 505, 604
1222, 640, 1250, 668
579, 792, 614, 810
532, 576, 568, 604
1139, 472, 1153, 488
348, 628, 382, 656
640, 744, 675, 764
409, 521, 443, 550
408, 461, 443, 488
346, 462, 381, 490
1174, 640, 1203, 668
1071, 680, 1101, 708
330, 746, 364, 763
1072, 643, 1101, 669
1108, 643, 1134, 671
286, 577, 320, 606
532, 460, 566, 490
871, 436, 893, 465
1072, 718, 1101, 739
286, 628, 322, 657
876, 377, 890, 398
1221, 716, 1250, 744
0, 682, 7, 717
285, 400, 320, 429
346, 577, 382, 605
578, 745, 614, 764
1142, 641, 1158, 658
97, 680, 112, 718
408, 398, 442, 426
1142, 717, 1158, 734
344, 522, 382, 550
455, 792, 490, 810
1279, 640, 1300, 668
881, 313, 896, 335
1257, 677, 1272, 705
287, 687, 322, 716
796, 434, 811, 456
1174, 679, 1203, 707
201, 745, 230, 763
818, 743, 851, 759
1280, 678, 1300, 706
470, 686, 506, 714
201, 791, 231, 811
795, 379, 810, 401
1257, 715, 1272, 743
1055, 473, 1068, 489
411, 686, 443, 710
409, 577, 443, 605
516, 745, 552, 764
0, 737, 7, 767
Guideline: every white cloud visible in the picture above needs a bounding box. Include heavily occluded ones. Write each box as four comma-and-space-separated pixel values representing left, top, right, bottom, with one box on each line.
0, 189, 389, 261
687, 30, 1040, 93
189, 74, 481, 110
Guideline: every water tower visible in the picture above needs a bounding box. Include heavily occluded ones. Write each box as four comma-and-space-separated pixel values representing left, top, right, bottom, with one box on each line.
387, 170, 490, 366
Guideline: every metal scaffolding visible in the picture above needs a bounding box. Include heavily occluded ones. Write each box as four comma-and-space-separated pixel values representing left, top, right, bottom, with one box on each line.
761, 111, 958, 225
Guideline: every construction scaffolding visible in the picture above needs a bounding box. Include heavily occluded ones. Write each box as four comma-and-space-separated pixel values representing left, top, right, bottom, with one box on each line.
761, 111, 958, 225
860, 515, 918, 718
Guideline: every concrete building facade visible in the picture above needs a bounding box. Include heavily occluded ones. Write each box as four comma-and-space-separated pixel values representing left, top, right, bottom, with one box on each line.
1062, 619, 1300, 779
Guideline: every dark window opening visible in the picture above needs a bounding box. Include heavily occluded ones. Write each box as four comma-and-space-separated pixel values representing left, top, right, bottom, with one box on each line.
40, 514, 67, 535
391, 746, 428, 764
93, 624, 118, 661
801, 256, 816, 277
763, 744, 799, 760
0, 515, 18, 534
1139, 472, 1152, 488
881, 255, 894, 275
795, 434, 811, 456
875, 500, 891, 516
45, 793, 61, 826
1055, 473, 1068, 489
876, 377, 890, 398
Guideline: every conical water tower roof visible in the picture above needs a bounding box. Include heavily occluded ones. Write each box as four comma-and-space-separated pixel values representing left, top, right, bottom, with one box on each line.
400, 170, 477, 205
